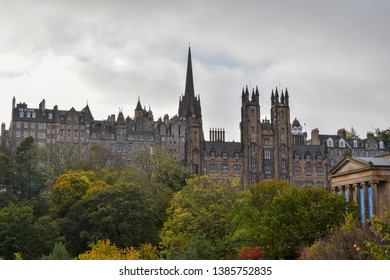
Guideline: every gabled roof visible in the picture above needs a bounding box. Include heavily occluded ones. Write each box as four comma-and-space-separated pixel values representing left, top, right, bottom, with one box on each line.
204, 141, 241, 155
329, 156, 390, 177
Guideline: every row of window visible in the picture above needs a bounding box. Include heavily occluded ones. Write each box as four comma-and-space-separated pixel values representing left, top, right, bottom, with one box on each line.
294, 153, 322, 162
327, 137, 385, 149
209, 163, 241, 174
60, 130, 86, 139
293, 165, 324, 176
209, 151, 240, 160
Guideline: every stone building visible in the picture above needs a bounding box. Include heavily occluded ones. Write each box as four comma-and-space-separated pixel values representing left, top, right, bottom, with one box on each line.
1, 47, 388, 189
330, 156, 390, 223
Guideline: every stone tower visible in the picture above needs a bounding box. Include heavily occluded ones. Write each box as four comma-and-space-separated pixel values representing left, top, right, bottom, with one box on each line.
270, 87, 291, 181
178, 47, 204, 174
240, 86, 262, 186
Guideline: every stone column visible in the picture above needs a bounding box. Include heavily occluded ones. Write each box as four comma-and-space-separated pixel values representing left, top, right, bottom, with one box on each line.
370, 181, 379, 217
345, 184, 351, 202
362, 182, 368, 223
353, 184, 359, 203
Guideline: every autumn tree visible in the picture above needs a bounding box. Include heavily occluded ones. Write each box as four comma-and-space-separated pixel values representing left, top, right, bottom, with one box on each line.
299, 214, 372, 260
50, 170, 95, 217
251, 185, 355, 259
159, 176, 250, 259
77, 240, 160, 260
134, 145, 192, 191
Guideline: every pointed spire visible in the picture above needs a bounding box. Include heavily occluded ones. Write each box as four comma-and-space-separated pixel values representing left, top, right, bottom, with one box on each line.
285, 87, 289, 105
245, 85, 249, 96
251, 88, 255, 101
281, 90, 285, 104
275, 87, 279, 103
184, 46, 195, 98
135, 96, 143, 111
255, 86, 259, 96
271, 89, 275, 104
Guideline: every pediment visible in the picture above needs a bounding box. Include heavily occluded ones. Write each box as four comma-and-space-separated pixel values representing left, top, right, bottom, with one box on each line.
330, 158, 368, 175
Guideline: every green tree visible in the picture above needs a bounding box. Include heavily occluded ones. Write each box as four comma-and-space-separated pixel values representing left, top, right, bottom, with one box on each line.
160, 176, 249, 259
28, 215, 64, 259
14, 137, 47, 198
249, 184, 355, 259
134, 145, 192, 191
0, 204, 34, 259
61, 184, 158, 257
0, 152, 16, 207
375, 127, 390, 151
346, 126, 360, 140
43, 242, 71, 260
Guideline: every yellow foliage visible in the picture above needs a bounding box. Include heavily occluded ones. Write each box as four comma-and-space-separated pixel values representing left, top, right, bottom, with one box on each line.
77, 240, 160, 260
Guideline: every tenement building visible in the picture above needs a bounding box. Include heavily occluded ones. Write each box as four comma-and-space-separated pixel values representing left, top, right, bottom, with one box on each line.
1, 47, 388, 189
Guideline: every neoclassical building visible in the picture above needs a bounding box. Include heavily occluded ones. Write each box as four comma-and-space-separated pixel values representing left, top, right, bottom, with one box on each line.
1, 47, 388, 189
330, 156, 390, 222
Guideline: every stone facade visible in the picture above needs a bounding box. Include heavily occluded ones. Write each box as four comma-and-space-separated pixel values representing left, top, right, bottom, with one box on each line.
330, 156, 390, 223
1, 47, 388, 189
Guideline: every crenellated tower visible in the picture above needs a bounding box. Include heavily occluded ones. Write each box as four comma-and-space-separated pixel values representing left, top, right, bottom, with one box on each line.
178, 47, 204, 174
240, 85, 262, 186
270, 87, 291, 181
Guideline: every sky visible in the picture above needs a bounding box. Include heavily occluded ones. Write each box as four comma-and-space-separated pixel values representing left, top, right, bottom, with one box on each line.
1, 0, 389, 142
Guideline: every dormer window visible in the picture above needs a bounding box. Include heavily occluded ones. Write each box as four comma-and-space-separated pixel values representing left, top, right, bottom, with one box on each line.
210, 150, 216, 160
339, 138, 345, 148
48, 113, 53, 120
379, 141, 384, 149
353, 140, 358, 148
20, 111, 24, 118
327, 137, 334, 147
222, 151, 228, 160
305, 154, 311, 162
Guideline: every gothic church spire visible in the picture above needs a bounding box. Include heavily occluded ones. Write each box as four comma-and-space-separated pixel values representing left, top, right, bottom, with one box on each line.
184, 46, 195, 98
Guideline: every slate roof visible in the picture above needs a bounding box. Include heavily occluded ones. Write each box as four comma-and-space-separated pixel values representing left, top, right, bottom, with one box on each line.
204, 141, 241, 156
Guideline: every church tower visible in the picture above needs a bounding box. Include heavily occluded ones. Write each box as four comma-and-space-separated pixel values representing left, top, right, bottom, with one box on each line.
240, 85, 262, 187
270, 87, 291, 181
178, 47, 204, 174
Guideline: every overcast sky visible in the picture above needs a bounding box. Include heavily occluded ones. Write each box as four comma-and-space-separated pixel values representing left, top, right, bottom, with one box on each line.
1, 0, 389, 141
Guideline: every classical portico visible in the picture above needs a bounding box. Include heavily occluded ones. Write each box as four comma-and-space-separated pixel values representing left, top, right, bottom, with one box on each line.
330, 157, 390, 223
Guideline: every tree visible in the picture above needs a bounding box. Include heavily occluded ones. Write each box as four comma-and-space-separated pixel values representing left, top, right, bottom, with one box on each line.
346, 126, 360, 140
134, 145, 192, 191
159, 176, 250, 259
299, 214, 372, 260
360, 214, 390, 259
14, 137, 47, 198
85, 144, 126, 171
77, 240, 160, 260
375, 127, 390, 151
50, 170, 94, 217
42, 242, 71, 260
61, 184, 159, 257
0, 204, 34, 259
250, 185, 355, 259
